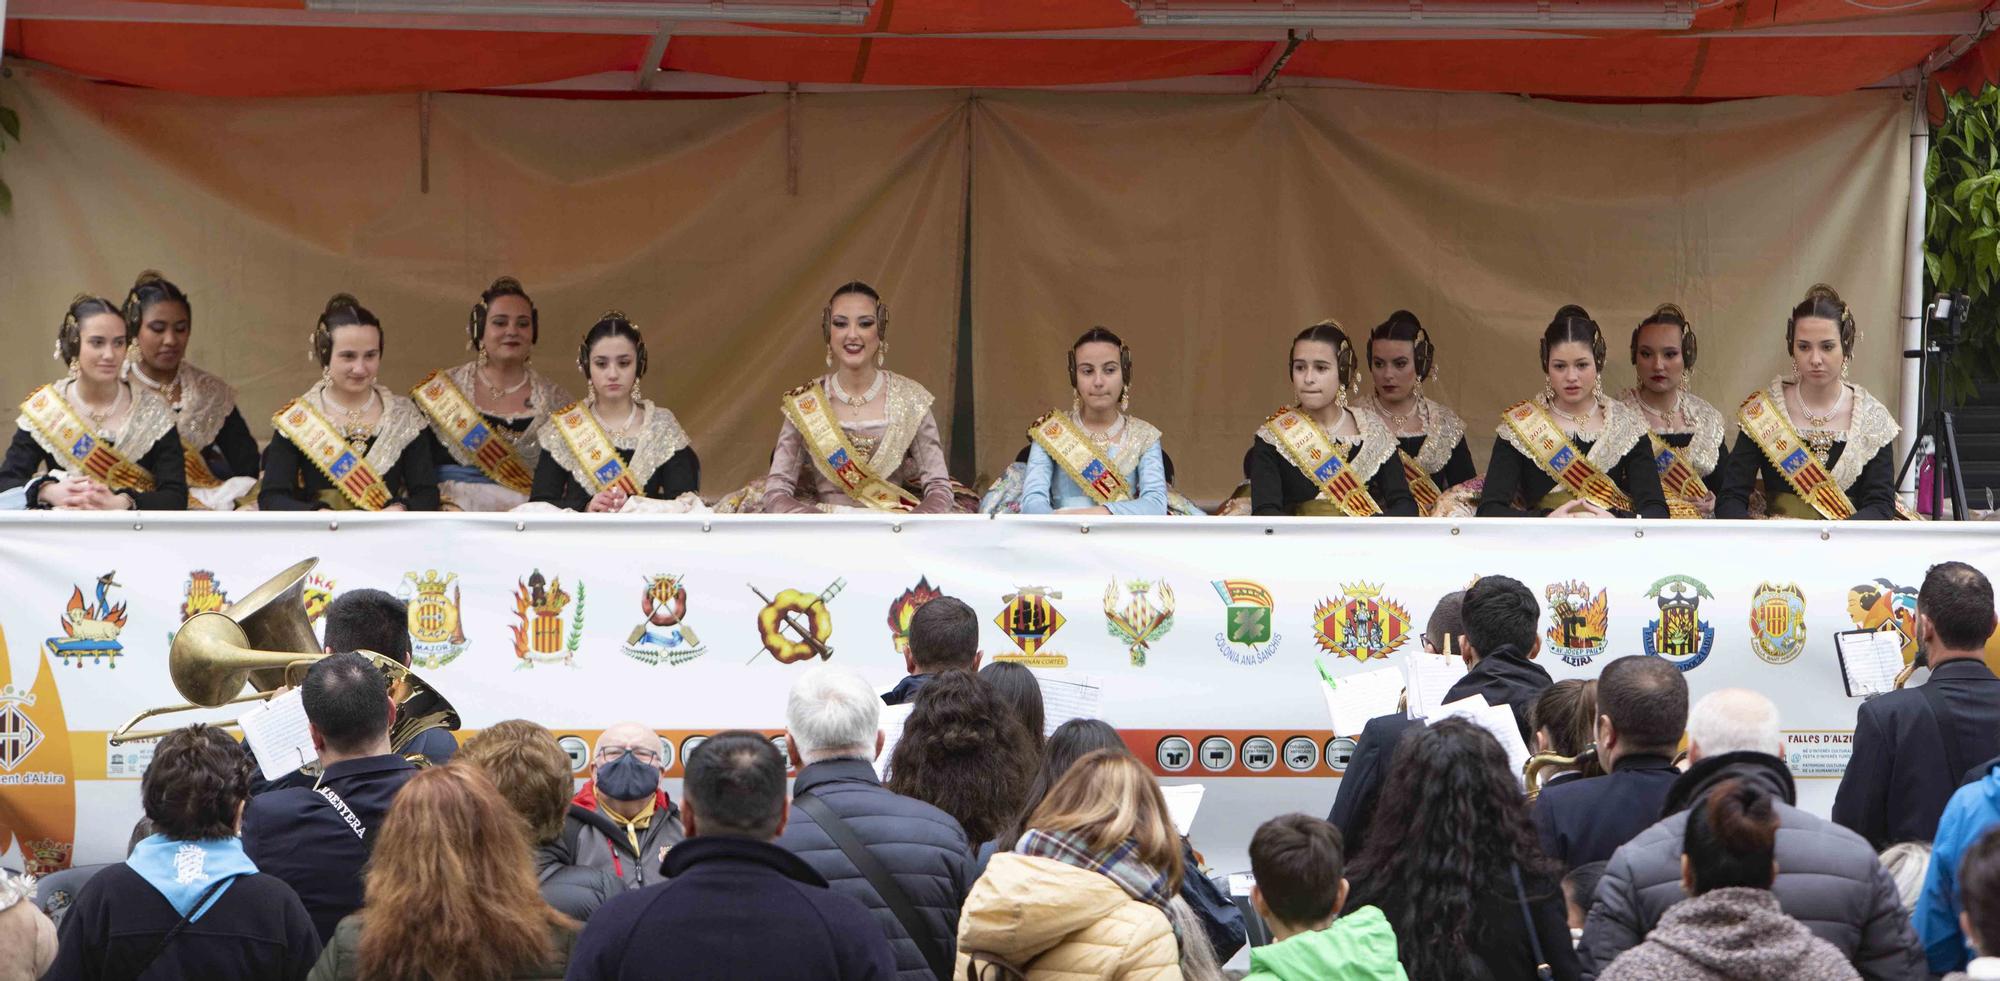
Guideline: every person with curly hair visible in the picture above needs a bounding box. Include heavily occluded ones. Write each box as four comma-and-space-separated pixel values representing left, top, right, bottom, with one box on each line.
1345, 717, 1580, 980
48, 724, 320, 980
885, 670, 1037, 845
458, 719, 622, 922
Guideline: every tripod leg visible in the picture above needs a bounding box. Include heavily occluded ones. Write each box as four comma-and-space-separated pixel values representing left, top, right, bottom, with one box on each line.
1944, 410, 1968, 521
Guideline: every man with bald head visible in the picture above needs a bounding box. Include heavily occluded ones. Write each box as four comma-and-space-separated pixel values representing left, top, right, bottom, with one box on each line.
559, 721, 684, 890
1577, 689, 1923, 981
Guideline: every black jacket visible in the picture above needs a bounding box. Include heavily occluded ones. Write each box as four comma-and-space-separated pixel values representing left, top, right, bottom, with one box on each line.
881, 674, 934, 707
1714, 431, 1898, 520
240, 754, 417, 943
1396, 432, 1479, 492
45, 862, 321, 981
566, 834, 898, 981
527, 445, 699, 510
1832, 658, 2000, 849
1478, 433, 1669, 518
1532, 753, 1681, 869
259, 430, 441, 511
1245, 440, 1419, 516
1578, 751, 1924, 981
777, 758, 973, 981
533, 843, 624, 923
1, 424, 189, 510
1348, 863, 1580, 981
1329, 644, 1552, 856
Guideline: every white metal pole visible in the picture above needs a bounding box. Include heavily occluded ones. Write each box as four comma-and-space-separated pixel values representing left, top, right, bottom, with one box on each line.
1897, 83, 1930, 502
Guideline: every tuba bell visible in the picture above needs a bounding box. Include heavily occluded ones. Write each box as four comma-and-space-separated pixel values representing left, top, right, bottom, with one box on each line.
1524, 745, 1598, 802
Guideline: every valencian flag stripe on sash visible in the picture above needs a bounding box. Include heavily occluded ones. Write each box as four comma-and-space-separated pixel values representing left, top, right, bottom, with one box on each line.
1027, 410, 1132, 506
19, 385, 156, 492
180, 439, 221, 489
412, 370, 537, 495
272, 399, 393, 511
1737, 390, 1855, 521
781, 383, 920, 511
1398, 450, 1442, 516
1261, 406, 1381, 517
1502, 400, 1633, 512
550, 403, 641, 497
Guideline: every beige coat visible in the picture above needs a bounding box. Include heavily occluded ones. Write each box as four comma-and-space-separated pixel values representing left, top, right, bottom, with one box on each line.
955, 852, 1184, 981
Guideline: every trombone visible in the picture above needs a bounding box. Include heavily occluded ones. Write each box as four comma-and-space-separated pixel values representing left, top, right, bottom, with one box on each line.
1524, 745, 1598, 802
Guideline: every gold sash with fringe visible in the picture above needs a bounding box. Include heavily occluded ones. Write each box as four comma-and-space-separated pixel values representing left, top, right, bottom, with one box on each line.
781, 383, 920, 511
1261, 406, 1381, 517
20, 384, 156, 492
1737, 389, 1854, 521
1501, 400, 1633, 512
272, 399, 392, 511
412, 370, 536, 495
1027, 410, 1132, 506
550, 403, 642, 498
1397, 451, 1443, 516
181, 440, 220, 490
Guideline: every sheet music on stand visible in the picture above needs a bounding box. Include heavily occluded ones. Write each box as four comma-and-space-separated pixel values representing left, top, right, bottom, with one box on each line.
238, 687, 319, 782
1405, 652, 1465, 721
1034, 670, 1104, 738
874, 702, 915, 781
1837, 629, 1906, 698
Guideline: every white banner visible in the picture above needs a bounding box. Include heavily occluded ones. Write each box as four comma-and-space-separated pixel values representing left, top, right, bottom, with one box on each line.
0, 512, 1985, 873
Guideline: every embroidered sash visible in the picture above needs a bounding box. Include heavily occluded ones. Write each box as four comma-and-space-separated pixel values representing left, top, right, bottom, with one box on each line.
1027, 411, 1133, 506
181, 439, 221, 489
1397, 451, 1443, 516
1260, 406, 1381, 517
272, 399, 392, 511
411, 370, 536, 495
781, 383, 920, 511
549, 403, 642, 498
1737, 389, 1855, 521
1501, 400, 1634, 512
19, 384, 156, 492
1648, 434, 1712, 505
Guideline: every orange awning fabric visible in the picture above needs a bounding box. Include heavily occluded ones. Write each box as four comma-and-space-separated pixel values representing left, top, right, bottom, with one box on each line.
2, 0, 1993, 100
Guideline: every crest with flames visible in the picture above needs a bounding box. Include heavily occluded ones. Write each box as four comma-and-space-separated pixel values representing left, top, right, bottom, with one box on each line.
887, 577, 946, 655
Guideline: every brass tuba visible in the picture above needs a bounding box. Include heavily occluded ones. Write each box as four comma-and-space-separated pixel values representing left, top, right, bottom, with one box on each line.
1524, 745, 1598, 802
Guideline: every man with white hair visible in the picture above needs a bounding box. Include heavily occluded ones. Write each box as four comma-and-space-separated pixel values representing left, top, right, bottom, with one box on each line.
1577, 689, 1923, 981
776, 665, 972, 981
558, 721, 683, 890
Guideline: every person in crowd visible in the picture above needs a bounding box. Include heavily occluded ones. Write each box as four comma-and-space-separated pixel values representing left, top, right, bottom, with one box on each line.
1835, 561, 2000, 848
1939, 827, 2000, 981
884, 594, 980, 706
1345, 717, 1580, 980
1, 293, 188, 510
1564, 861, 1608, 945
560, 721, 684, 890
567, 731, 897, 980
776, 665, 973, 981
1880, 842, 1931, 913
120, 270, 261, 510
1580, 688, 1922, 981
885, 670, 1038, 846
1480, 306, 1669, 518
956, 749, 1186, 979
1359, 309, 1476, 516
756, 281, 964, 513
1617, 303, 1724, 517
1716, 283, 1901, 519
979, 661, 1046, 754
1534, 656, 1688, 868
262, 293, 439, 511
322, 588, 458, 765
307, 764, 578, 980
48, 724, 320, 980
242, 652, 417, 943
1248, 319, 1417, 516
1242, 813, 1406, 981
1530, 679, 1604, 788
1918, 747, 2000, 972
985, 718, 1248, 961
1331, 578, 1552, 856
415, 276, 572, 511
458, 719, 622, 922
0, 872, 54, 981
1595, 779, 1858, 980
528, 310, 699, 511
1019, 326, 1171, 515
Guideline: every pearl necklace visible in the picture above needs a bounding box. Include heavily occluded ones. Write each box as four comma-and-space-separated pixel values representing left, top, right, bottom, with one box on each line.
1075, 411, 1126, 445
128, 363, 182, 409
1372, 396, 1427, 434
596, 401, 641, 439
828, 371, 885, 407
1547, 394, 1599, 427
319, 387, 380, 454
1635, 389, 1684, 430
479, 366, 531, 401
1799, 385, 1848, 430
70, 379, 127, 436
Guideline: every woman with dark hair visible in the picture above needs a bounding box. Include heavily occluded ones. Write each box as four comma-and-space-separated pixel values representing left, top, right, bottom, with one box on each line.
757, 281, 965, 513
1617, 303, 1724, 518
1716, 284, 1900, 520
309, 764, 578, 980
1479, 306, 1669, 518
1361, 309, 1476, 515
120, 270, 261, 510
262, 294, 439, 511
1529, 679, 1604, 787
978, 662, 1046, 755
2, 294, 188, 510
527, 311, 699, 512
1248, 319, 1417, 516
1017, 326, 1179, 515
415, 277, 574, 511
1597, 779, 1856, 980
886, 671, 1038, 845
48, 724, 320, 980
1346, 716, 1581, 980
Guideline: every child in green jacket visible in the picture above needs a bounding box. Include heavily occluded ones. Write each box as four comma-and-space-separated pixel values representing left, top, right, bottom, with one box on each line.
1245, 814, 1408, 981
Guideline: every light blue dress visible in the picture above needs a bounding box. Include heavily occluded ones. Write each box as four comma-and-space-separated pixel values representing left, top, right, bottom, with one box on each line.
1020, 423, 1169, 516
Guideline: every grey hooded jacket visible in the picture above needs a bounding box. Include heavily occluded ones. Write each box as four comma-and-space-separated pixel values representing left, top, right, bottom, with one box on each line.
1596, 887, 1859, 981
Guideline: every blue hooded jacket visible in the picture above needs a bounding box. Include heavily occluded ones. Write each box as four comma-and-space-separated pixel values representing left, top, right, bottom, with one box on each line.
1916, 756, 2000, 973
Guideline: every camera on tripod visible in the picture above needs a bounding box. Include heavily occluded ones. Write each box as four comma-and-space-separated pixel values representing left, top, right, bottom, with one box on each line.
1929, 291, 1970, 352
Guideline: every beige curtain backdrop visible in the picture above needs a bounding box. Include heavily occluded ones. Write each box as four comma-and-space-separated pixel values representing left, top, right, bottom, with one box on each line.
0, 74, 1908, 502
970, 89, 1910, 500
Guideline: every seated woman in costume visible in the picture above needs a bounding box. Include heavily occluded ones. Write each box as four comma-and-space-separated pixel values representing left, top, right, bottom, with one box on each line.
1, 294, 187, 510
761, 281, 962, 513
1715, 284, 1899, 520
1247, 319, 1416, 517
121, 271, 260, 510
414, 277, 572, 511
1358, 310, 1475, 516
527, 311, 700, 512
1617, 303, 1726, 518
1478, 306, 1668, 518
261, 294, 440, 511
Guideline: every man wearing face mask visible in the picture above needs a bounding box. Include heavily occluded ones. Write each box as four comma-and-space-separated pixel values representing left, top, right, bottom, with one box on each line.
559, 722, 685, 889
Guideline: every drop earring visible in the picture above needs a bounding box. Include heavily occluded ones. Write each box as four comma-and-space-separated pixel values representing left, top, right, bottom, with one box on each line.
1592, 378, 1605, 400
825, 348, 834, 371
67, 358, 80, 380
1072, 393, 1083, 418
876, 340, 890, 369
477, 348, 490, 370
1840, 362, 1850, 381
1789, 363, 1801, 385
1336, 384, 1350, 412
1680, 371, 1692, 391
633, 379, 643, 403
1542, 382, 1556, 404
1119, 386, 1131, 413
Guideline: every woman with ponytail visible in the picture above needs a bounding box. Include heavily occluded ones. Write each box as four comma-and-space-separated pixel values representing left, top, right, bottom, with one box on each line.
1246, 319, 1417, 516
1618, 303, 1726, 518
1597, 778, 1857, 980
120, 270, 261, 510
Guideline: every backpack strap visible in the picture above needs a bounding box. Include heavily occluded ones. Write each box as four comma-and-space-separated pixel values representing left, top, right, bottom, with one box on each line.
795, 790, 953, 980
